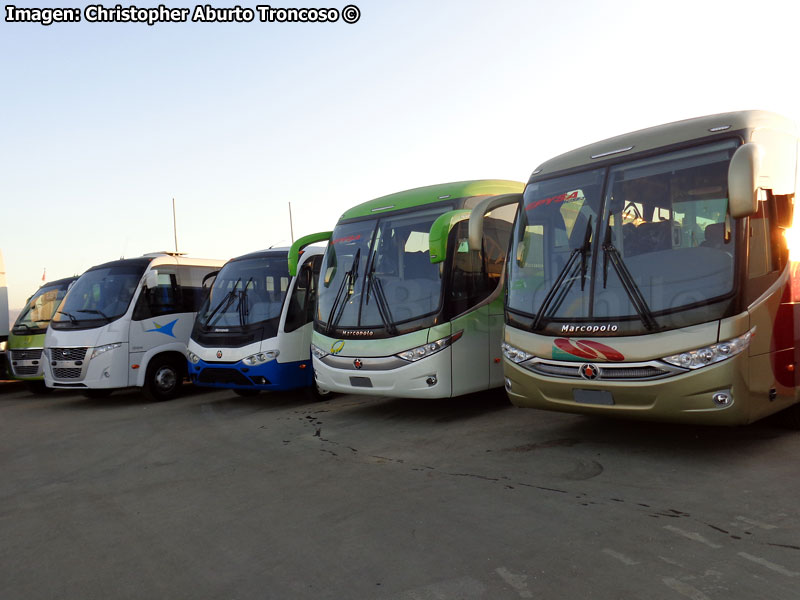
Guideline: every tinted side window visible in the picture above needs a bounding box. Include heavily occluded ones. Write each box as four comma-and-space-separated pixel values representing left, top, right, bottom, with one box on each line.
133, 270, 180, 320
284, 255, 321, 333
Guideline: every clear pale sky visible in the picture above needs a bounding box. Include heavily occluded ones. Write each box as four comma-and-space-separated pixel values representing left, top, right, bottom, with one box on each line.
2, 0, 798, 309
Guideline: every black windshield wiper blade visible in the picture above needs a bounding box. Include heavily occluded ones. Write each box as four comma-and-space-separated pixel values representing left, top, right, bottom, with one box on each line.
326, 248, 361, 335
204, 278, 241, 326
77, 309, 110, 321
57, 310, 78, 324
531, 218, 592, 331
367, 271, 398, 335
238, 277, 254, 326
602, 225, 658, 331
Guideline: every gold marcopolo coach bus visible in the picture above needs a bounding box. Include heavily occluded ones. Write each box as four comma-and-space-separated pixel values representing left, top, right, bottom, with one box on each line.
501, 111, 800, 425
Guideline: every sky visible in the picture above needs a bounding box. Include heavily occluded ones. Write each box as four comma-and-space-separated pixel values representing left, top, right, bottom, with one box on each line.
1, 0, 799, 310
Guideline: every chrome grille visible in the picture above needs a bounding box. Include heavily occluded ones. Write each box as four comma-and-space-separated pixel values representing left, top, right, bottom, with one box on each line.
10, 349, 43, 361
53, 368, 82, 379
524, 357, 684, 381
51, 347, 87, 361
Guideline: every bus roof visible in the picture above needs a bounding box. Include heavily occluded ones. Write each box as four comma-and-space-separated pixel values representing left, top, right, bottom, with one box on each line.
530, 110, 798, 181
338, 179, 524, 221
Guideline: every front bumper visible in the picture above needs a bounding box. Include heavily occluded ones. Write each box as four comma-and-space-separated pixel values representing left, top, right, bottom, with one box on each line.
503, 352, 751, 425
189, 357, 313, 391
313, 347, 453, 399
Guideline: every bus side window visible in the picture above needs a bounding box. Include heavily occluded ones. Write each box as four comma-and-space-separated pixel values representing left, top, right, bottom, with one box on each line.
284, 257, 320, 333
133, 270, 180, 320
177, 265, 219, 313
746, 191, 785, 304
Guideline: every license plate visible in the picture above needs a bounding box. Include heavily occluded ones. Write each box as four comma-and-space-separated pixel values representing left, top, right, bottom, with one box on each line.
573, 389, 614, 406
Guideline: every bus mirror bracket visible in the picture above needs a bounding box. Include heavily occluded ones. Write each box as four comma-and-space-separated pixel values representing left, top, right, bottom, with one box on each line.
288, 231, 332, 276
429, 210, 471, 264
728, 143, 761, 218
144, 270, 159, 289
467, 193, 522, 251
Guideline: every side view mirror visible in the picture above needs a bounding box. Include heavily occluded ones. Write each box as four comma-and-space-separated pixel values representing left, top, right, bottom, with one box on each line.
429, 209, 471, 264
728, 143, 761, 218
288, 231, 332, 276
467, 193, 522, 250
144, 270, 159, 289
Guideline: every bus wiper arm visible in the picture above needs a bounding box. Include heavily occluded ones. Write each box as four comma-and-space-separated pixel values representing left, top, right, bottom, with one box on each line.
367, 271, 398, 335
204, 278, 241, 326
77, 308, 110, 320
326, 248, 361, 335
602, 226, 658, 331
531, 218, 592, 331
57, 310, 78, 324
238, 277, 254, 326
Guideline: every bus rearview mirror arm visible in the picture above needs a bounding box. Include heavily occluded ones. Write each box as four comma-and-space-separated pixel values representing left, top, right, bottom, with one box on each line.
288, 231, 333, 276
429, 209, 471, 264
728, 143, 761, 218
467, 193, 523, 250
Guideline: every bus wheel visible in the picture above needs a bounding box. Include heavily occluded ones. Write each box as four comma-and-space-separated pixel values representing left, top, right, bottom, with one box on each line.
83, 388, 113, 399
306, 381, 333, 401
779, 404, 800, 429
26, 381, 53, 394
143, 358, 183, 402
234, 389, 260, 397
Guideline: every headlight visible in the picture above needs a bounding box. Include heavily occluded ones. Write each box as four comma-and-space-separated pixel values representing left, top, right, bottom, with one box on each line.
90, 343, 122, 359
662, 328, 754, 370
187, 351, 200, 364
243, 350, 279, 366
395, 331, 463, 362
311, 344, 329, 359
501, 342, 534, 364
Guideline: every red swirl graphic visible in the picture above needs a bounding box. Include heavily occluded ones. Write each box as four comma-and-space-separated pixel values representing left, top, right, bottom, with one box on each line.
553, 338, 625, 361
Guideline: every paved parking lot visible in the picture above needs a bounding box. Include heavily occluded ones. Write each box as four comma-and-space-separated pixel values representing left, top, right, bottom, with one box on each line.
1, 383, 799, 599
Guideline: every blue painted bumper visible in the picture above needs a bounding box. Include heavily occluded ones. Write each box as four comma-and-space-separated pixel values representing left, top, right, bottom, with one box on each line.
188, 357, 313, 391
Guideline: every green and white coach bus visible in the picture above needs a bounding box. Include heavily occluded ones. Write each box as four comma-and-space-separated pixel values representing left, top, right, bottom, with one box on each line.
289, 180, 524, 398
502, 110, 800, 426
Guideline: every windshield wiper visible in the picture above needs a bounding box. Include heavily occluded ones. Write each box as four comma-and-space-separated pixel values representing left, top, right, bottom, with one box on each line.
238, 277, 254, 326
77, 308, 110, 321
365, 260, 398, 335
531, 218, 592, 331
57, 310, 78, 324
602, 225, 658, 331
325, 248, 361, 335
204, 278, 241, 327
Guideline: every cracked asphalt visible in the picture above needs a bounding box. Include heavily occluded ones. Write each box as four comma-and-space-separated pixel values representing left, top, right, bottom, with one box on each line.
1, 383, 799, 599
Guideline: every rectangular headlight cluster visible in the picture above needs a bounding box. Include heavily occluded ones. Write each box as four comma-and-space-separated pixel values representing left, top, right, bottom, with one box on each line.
395, 331, 463, 362
91, 343, 122, 360
501, 342, 534, 364
662, 328, 755, 370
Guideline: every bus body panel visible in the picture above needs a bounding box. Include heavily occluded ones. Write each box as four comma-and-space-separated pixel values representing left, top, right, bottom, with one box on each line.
7, 333, 46, 380
44, 255, 223, 392
505, 111, 799, 424
188, 247, 322, 392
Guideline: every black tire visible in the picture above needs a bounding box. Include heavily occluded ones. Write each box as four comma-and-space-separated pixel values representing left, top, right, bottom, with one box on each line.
142, 357, 183, 402
26, 380, 53, 394
305, 378, 333, 401
234, 388, 260, 397
83, 388, 113, 399
778, 403, 800, 429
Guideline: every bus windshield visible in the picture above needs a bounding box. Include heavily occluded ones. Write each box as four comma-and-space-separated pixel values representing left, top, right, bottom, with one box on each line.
508, 139, 739, 333
197, 255, 291, 330
52, 263, 147, 329
317, 207, 444, 334
12, 279, 74, 335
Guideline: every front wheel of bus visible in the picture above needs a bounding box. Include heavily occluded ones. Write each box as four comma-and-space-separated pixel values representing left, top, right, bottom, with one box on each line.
143, 357, 183, 402
779, 404, 800, 429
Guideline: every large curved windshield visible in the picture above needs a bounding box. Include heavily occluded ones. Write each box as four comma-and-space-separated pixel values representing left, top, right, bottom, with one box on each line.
52, 264, 147, 329
197, 255, 290, 329
12, 279, 74, 335
508, 139, 739, 333
317, 207, 444, 335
